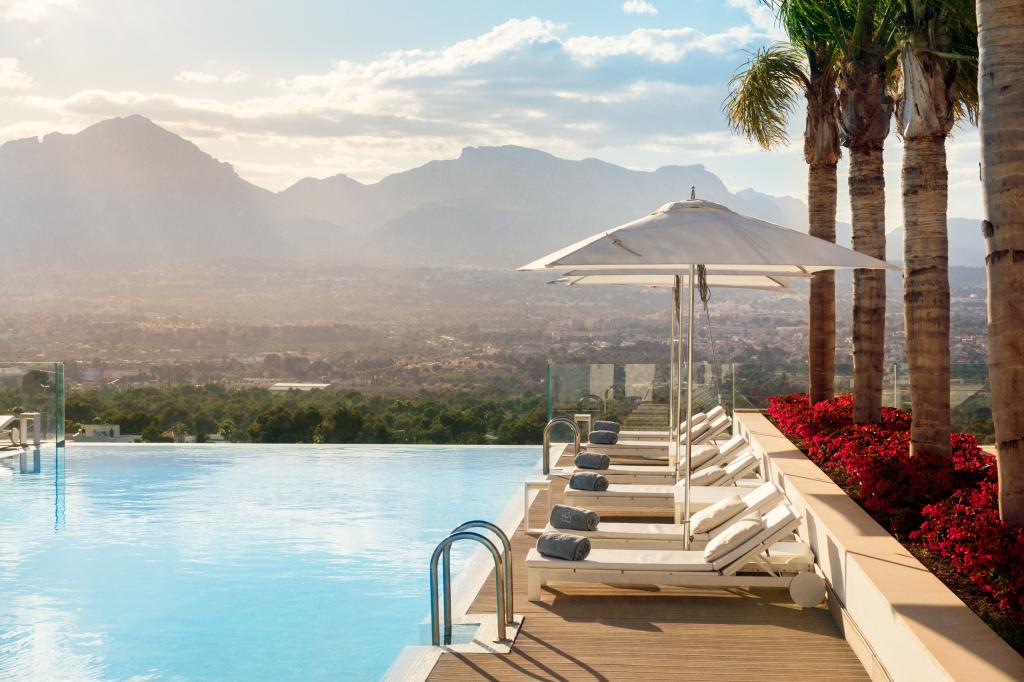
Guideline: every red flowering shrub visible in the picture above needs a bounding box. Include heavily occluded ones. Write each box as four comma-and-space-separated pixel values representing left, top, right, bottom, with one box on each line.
950, 432, 997, 486
914, 482, 1024, 613
767, 393, 1021, 621
881, 406, 913, 432
765, 394, 814, 443
808, 393, 854, 434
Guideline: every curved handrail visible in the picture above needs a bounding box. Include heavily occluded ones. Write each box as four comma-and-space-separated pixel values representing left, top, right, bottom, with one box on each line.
577, 394, 605, 415
542, 417, 580, 475
429, 531, 506, 646
451, 520, 514, 624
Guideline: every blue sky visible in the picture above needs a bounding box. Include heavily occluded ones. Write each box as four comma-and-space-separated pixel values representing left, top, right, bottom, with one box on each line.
0, 0, 982, 224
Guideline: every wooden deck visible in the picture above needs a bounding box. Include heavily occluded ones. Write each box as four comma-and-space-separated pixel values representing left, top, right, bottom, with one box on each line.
426, 454, 869, 681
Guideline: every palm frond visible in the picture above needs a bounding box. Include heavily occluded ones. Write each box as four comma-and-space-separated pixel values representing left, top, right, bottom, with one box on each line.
723, 44, 809, 150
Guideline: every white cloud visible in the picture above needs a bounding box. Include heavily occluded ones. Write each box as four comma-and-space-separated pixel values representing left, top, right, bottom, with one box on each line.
13, 16, 777, 187
726, 0, 783, 38
563, 25, 763, 65
174, 69, 249, 84
0, 57, 32, 88
0, 0, 75, 22
623, 0, 658, 15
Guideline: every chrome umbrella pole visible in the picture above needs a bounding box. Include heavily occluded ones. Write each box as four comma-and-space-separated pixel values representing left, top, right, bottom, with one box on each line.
674, 275, 683, 479
669, 280, 678, 475
683, 264, 696, 549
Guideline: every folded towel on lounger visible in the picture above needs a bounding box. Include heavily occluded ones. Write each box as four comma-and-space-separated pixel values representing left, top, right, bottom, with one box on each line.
549, 504, 600, 531
588, 430, 618, 445
574, 452, 610, 470
569, 472, 609, 491
537, 532, 591, 561
593, 420, 620, 433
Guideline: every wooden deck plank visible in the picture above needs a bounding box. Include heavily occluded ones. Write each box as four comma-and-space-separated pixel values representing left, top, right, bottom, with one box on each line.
426, 451, 869, 681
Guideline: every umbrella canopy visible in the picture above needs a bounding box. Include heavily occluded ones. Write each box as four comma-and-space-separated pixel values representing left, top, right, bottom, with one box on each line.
520, 200, 897, 273
523, 197, 895, 550
553, 272, 806, 290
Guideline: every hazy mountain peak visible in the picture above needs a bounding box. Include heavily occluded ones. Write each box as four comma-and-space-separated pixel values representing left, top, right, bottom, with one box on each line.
457, 144, 557, 162
0, 115, 863, 270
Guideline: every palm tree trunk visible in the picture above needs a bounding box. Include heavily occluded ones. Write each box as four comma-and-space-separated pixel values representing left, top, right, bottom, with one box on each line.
903, 136, 951, 458
979, 0, 1024, 524
850, 146, 886, 423
808, 162, 837, 404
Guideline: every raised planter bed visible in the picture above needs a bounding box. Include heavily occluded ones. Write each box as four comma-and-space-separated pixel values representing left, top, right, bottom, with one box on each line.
736, 407, 1024, 682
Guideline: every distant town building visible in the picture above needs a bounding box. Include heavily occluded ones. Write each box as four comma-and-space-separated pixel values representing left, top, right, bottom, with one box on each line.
268, 382, 332, 392
73, 424, 140, 443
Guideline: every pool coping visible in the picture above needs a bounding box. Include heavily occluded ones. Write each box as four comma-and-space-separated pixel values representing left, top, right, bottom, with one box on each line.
381, 447, 552, 682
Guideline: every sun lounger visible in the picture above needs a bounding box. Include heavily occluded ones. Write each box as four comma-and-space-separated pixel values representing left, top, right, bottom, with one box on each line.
619, 405, 725, 441
526, 503, 826, 607
545, 481, 785, 549
584, 414, 732, 463
565, 434, 748, 484
582, 421, 711, 459
562, 452, 762, 512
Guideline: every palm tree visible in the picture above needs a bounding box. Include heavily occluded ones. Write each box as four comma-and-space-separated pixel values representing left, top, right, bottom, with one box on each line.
780, 0, 899, 423
978, 0, 1024, 524
725, 40, 841, 405
894, 0, 978, 459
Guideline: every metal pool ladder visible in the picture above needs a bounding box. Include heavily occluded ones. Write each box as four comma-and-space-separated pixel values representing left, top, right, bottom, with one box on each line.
429, 520, 514, 646
542, 417, 580, 475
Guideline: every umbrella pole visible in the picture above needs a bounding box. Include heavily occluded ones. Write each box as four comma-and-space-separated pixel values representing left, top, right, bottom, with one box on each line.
684, 264, 696, 549
674, 276, 683, 479
669, 283, 677, 471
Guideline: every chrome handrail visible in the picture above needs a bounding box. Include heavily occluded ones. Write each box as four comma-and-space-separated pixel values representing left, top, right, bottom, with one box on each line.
429, 531, 507, 646
451, 520, 514, 624
542, 417, 580, 475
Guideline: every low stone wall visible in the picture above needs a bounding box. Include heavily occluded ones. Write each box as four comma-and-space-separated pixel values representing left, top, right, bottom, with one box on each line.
736, 411, 1024, 682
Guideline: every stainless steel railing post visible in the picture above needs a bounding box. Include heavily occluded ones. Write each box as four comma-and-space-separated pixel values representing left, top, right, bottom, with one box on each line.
429, 531, 507, 646
542, 417, 580, 475
452, 520, 514, 624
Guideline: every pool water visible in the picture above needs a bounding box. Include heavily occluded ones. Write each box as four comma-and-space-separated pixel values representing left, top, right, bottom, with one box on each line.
0, 444, 539, 681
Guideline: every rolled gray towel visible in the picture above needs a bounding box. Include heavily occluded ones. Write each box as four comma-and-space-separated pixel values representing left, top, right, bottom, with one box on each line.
574, 451, 610, 470
537, 532, 591, 561
593, 420, 620, 433
569, 472, 609, 491
550, 504, 600, 531
588, 429, 618, 445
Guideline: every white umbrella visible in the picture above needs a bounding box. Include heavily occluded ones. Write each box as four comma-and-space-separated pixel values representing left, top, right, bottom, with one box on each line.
523, 199, 896, 548
551, 271, 805, 453
521, 199, 891, 273
553, 272, 807, 290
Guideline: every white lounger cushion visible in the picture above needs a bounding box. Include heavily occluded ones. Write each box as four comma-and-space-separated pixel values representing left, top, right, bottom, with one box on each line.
712, 505, 798, 571
690, 466, 725, 486
716, 434, 747, 460
703, 511, 765, 562
551, 482, 785, 542
689, 444, 721, 469
690, 494, 745, 533
524, 539, 811, 573
705, 405, 726, 422
569, 454, 762, 500
527, 547, 714, 572
575, 484, 675, 498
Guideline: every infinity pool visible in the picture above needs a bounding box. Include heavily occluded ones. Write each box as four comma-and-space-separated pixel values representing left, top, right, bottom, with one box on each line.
0, 444, 539, 681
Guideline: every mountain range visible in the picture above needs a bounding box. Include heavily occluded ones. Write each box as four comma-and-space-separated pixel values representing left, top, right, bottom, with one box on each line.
0, 116, 985, 269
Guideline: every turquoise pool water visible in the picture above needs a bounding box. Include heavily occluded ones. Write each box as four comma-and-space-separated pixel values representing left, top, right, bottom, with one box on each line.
0, 444, 539, 681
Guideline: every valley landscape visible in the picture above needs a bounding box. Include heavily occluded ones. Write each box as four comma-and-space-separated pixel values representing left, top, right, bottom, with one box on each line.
0, 116, 990, 397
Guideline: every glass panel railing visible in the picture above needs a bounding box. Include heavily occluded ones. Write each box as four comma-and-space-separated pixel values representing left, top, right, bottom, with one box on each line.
0, 361, 65, 445
548, 361, 994, 444
547, 362, 735, 435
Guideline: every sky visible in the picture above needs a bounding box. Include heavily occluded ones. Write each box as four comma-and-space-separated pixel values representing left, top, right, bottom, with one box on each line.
0, 0, 983, 225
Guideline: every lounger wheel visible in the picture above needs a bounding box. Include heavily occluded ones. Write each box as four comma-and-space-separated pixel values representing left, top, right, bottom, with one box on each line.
788, 572, 826, 608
